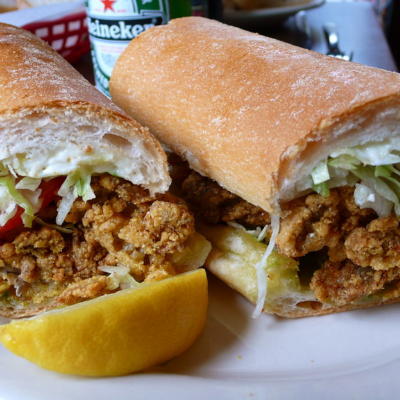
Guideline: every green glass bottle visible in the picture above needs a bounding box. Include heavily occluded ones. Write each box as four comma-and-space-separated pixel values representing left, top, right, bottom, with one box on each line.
169, 0, 192, 19
191, 0, 208, 17
86, 0, 171, 98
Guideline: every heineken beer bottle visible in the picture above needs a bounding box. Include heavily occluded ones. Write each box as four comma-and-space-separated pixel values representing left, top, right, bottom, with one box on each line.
86, 0, 171, 97
169, 0, 191, 18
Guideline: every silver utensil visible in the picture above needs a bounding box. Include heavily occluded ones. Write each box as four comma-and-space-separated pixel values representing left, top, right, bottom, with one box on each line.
295, 11, 312, 50
323, 22, 353, 61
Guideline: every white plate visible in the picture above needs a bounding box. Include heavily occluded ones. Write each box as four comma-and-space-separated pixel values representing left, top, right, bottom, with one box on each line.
223, 0, 325, 28
1, 273, 400, 399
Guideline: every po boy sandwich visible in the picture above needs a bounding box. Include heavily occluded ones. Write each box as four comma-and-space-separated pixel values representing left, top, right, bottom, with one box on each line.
110, 17, 400, 318
0, 22, 210, 318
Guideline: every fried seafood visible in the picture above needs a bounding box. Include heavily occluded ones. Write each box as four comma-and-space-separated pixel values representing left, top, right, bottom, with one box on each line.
182, 172, 400, 308
0, 174, 196, 309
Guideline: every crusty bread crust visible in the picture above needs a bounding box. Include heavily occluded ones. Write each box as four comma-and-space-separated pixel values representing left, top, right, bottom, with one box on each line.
0, 23, 172, 318
1, 301, 64, 319
205, 246, 400, 318
0, 23, 115, 114
110, 17, 400, 215
0, 23, 170, 196
110, 17, 400, 317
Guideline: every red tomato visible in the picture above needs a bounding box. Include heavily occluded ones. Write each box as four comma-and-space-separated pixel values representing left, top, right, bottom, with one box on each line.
0, 207, 24, 233
0, 176, 65, 235
38, 176, 65, 209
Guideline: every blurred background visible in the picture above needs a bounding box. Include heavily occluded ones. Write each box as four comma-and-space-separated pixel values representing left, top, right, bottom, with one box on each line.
0, 0, 398, 73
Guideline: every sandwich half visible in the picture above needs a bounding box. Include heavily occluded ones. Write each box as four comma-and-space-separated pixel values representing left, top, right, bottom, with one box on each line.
0, 22, 210, 318
110, 17, 400, 317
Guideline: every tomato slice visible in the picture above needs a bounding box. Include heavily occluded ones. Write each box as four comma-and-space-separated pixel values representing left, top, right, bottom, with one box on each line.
38, 176, 65, 209
0, 207, 24, 233
0, 176, 65, 235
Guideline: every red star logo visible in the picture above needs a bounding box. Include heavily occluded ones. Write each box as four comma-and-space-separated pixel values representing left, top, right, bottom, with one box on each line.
101, 0, 116, 12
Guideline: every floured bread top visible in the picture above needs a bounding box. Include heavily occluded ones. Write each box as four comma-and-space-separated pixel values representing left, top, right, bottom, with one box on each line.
110, 17, 400, 214
0, 22, 170, 196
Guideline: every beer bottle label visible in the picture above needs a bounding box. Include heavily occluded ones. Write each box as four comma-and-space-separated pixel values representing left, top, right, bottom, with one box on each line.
86, 0, 169, 97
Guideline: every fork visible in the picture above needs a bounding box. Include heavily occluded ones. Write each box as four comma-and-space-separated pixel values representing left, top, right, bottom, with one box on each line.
323, 22, 354, 61
295, 11, 312, 50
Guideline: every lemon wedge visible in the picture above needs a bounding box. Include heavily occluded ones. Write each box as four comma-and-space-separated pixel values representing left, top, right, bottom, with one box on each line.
0, 269, 208, 376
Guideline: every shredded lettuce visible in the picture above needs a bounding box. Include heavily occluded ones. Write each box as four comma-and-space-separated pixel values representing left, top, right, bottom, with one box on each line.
34, 217, 75, 234
311, 160, 330, 184
252, 214, 280, 318
0, 166, 99, 229
56, 171, 96, 225
313, 182, 330, 197
198, 222, 300, 316
0, 163, 8, 177
0, 147, 125, 230
74, 175, 96, 202
257, 225, 269, 242
0, 176, 35, 228
330, 140, 400, 166
15, 177, 41, 191
328, 154, 361, 170
0, 201, 17, 227
224, 219, 285, 318
226, 221, 268, 241
310, 141, 400, 218
98, 265, 139, 290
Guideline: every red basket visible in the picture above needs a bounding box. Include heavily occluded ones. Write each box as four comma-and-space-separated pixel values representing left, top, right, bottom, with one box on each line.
23, 11, 90, 64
